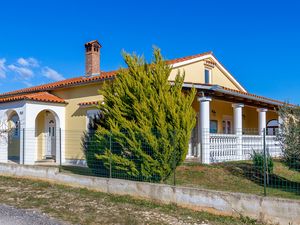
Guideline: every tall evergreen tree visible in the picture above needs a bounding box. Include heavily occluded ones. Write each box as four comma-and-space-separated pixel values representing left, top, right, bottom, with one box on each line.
84, 48, 196, 181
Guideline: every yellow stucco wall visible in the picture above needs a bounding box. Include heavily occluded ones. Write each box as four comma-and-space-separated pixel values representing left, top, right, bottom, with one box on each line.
210, 100, 233, 133
192, 99, 278, 134
267, 111, 278, 124
38, 62, 276, 161
36, 112, 45, 161
169, 59, 242, 91
52, 83, 103, 160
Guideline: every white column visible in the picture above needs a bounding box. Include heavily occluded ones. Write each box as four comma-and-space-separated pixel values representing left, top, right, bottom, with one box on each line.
257, 108, 268, 135
232, 103, 244, 160
198, 96, 212, 164
187, 141, 193, 158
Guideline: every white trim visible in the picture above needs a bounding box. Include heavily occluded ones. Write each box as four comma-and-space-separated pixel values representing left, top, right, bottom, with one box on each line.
197, 96, 212, 102
204, 68, 212, 84
171, 54, 247, 93
172, 55, 209, 68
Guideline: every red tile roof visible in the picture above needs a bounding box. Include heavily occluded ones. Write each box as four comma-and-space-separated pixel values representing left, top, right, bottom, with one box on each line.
78, 101, 99, 107
0, 52, 214, 98
0, 70, 118, 98
0, 52, 287, 107
0, 92, 66, 104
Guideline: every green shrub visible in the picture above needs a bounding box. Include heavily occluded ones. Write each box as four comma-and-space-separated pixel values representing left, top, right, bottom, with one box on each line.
82, 48, 196, 182
277, 105, 300, 171
82, 114, 110, 177
251, 151, 274, 174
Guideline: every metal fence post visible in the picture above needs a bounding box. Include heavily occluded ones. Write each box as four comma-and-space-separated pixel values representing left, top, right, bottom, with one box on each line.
173, 131, 176, 186
109, 130, 112, 179
263, 128, 267, 196
173, 155, 176, 186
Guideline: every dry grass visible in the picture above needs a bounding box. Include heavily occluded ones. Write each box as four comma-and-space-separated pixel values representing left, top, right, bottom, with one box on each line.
0, 175, 264, 225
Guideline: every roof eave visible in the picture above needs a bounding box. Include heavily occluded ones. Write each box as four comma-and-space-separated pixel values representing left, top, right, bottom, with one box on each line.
182, 83, 284, 109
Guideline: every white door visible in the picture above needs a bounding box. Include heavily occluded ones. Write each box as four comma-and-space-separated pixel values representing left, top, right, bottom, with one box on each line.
45, 113, 56, 158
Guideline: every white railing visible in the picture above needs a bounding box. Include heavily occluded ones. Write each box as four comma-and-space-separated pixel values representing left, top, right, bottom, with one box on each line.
209, 133, 238, 162
242, 135, 263, 160
207, 134, 282, 163
266, 135, 282, 158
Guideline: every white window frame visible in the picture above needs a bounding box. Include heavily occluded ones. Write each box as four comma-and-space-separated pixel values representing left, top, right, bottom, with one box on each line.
204, 68, 212, 84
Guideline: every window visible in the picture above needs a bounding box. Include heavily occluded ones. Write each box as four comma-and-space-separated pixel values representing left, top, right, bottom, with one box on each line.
266, 119, 279, 135
205, 69, 211, 84
210, 120, 218, 133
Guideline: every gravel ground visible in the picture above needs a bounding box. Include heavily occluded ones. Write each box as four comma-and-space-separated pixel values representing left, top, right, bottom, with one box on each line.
0, 204, 68, 225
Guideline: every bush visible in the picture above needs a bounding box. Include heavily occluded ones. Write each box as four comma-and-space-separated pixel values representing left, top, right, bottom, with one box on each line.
82, 114, 110, 177
83, 48, 196, 182
251, 151, 274, 174
277, 105, 300, 171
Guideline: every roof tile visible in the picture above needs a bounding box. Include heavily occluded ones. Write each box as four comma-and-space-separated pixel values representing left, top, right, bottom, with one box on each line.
0, 92, 66, 104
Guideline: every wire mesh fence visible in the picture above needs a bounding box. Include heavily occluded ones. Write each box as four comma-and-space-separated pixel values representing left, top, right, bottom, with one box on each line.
2, 127, 300, 199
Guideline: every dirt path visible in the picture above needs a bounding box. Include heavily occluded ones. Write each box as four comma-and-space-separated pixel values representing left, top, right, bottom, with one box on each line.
0, 204, 67, 225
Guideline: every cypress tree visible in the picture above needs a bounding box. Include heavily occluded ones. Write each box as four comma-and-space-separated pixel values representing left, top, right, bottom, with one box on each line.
84, 48, 196, 182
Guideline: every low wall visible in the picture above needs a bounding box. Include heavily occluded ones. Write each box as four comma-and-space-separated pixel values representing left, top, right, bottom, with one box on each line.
0, 163, 299, 225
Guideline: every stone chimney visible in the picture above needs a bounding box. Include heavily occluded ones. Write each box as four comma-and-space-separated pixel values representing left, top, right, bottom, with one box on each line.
85, 40, 101, 76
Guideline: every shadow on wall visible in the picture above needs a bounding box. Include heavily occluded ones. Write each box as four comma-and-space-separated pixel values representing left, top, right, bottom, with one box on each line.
72, 107, 88, 118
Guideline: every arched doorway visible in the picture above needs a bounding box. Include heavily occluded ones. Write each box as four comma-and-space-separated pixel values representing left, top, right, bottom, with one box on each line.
35, 110, 60, 162
267, 119, 279, 135
7, 110, 20, 163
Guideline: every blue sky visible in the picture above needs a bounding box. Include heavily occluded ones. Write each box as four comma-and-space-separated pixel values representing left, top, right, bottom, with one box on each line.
0, 0, 299, 103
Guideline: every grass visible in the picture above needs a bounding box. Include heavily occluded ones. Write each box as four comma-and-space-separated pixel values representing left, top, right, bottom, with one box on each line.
0, 175, 264, 225
166, 160, 300, 200
61, 160, 300, 200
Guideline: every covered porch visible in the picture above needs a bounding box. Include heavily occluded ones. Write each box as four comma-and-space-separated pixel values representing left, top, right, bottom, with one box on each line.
186, 84, 283, 164
0, 92, 66, 165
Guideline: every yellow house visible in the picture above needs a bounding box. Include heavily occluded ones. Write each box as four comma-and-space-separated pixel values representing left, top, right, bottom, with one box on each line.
0, 40, 283, 165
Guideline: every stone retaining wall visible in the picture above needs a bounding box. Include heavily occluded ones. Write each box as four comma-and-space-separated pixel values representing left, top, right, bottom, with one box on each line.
0, 163, 299, 225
